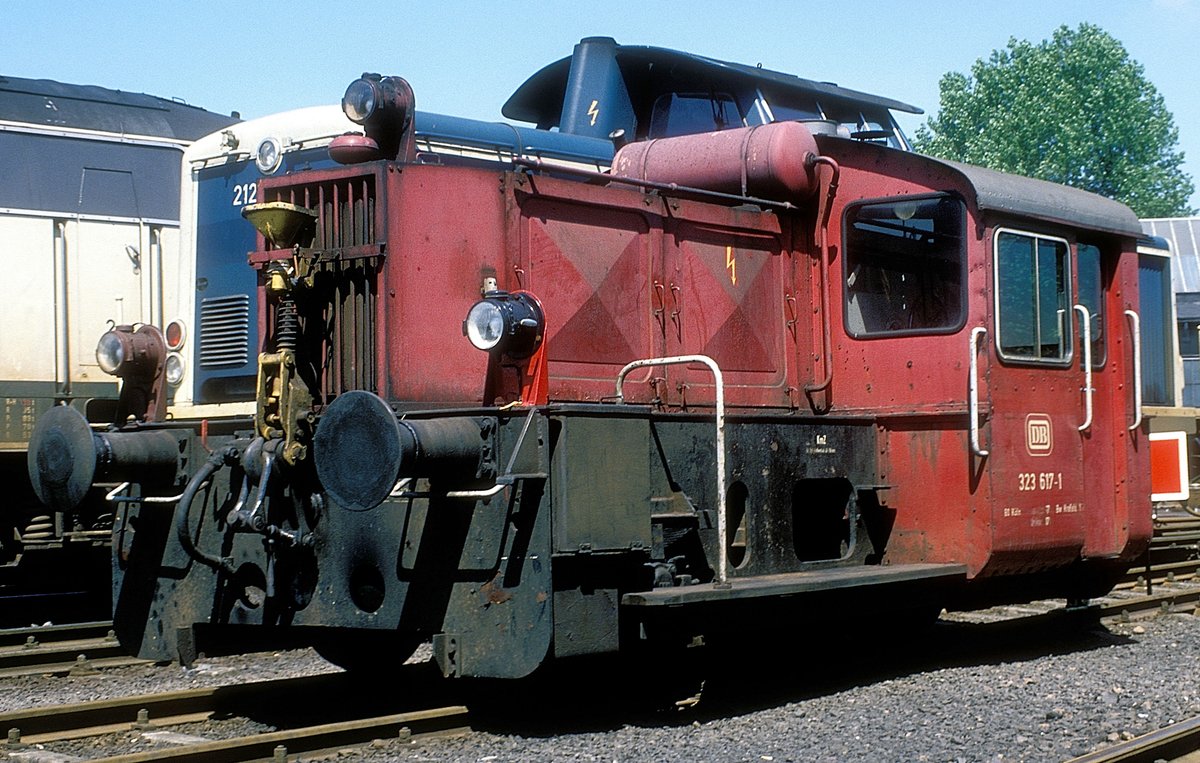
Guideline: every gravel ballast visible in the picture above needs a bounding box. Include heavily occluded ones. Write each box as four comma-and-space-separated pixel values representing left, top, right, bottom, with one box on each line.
3, 611, 1200, 762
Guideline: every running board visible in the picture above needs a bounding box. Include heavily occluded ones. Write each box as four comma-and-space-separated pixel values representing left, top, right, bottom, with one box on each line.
621, 563, 968, 607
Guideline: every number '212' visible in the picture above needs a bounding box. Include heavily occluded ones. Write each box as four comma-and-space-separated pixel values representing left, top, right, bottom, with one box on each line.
233, 182, 257, 206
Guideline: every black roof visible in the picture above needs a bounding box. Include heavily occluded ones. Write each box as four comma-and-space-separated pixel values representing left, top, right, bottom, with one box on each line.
938, 156, 1142, 237
504, 39, 922, 128
0, 75, 238, 141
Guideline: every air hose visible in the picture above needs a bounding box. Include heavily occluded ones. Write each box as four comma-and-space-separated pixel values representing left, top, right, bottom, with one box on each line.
175, 445, 242, 575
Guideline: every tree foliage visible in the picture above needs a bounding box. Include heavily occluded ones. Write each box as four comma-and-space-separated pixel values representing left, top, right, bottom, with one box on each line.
913, 23, 1194, 217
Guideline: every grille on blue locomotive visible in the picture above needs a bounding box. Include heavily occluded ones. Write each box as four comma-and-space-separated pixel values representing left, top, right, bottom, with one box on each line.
199, 294, 252, 368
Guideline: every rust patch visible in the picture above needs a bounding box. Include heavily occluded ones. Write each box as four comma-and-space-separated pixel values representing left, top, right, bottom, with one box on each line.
481, 578, 513, 606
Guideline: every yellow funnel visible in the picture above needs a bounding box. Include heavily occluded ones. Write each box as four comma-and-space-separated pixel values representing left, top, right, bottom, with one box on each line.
242, 201, 317, 249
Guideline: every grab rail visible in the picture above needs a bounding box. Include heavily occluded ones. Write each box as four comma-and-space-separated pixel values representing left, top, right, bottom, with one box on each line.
1073, 304, 1093, 432
615, 354, 730, 586
1125, 309, 1142, 431
968, 327, 989, 458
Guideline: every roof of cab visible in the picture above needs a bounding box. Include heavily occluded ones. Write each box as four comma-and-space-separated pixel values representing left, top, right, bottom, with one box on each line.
503, 37, 922, 129
942, 158, 1143, 238
0, 74, 239, 141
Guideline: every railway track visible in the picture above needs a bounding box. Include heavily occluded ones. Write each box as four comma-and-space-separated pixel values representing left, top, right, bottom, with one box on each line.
1066, 714, 1200, 762
0, 518, 1194, 761
0, 671, 468, 762
3, 556, 1198, 679
0, 621, 147, 678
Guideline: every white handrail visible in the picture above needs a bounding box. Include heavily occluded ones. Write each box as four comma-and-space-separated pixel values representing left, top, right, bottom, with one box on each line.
968, 327, 989, 458
1074, 304, 1093, 432
615, 354, 729, 586
1125, 309, 1143, 431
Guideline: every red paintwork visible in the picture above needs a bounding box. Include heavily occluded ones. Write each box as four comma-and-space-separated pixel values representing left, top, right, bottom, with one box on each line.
328, 134, 381, 164
251, 134, 1151, 584
1150, 433, 1187, 498
612, 122, 820, 201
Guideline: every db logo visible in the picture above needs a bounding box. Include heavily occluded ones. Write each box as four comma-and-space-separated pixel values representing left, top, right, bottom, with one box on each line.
1025, 414, 1053, 456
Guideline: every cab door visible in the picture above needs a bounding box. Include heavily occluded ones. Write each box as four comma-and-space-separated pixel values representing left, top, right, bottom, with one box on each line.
979, 229, 1100, 570
1073, 242, 1124, 556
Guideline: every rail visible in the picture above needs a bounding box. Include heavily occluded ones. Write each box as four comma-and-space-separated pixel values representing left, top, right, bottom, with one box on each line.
0, 623, 143, 678
615, 354, 729, 586
803, 156, 840, 400
0, 672, 468, 759
1065, 713, 1200, 762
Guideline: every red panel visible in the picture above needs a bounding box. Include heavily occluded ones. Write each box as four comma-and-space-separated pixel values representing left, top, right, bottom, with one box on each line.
519, 197, 657, 402
524, 205, 651, 368
380, 166, 506, 405
1151, 432, 1188, 500
666, 222, 788, 407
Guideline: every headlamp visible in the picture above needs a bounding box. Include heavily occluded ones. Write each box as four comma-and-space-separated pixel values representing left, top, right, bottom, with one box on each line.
94, 324, 167, 379
255, 136, 283, 174
336, 74, 415, 164
342, 77, 380, 124
463, 291, 544, 358
165, 352, 185, 386
96, 330, 126, 375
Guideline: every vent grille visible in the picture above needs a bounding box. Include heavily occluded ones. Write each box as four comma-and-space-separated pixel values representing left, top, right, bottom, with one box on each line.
262, 171, 380, 397
266, 173, 377, 250
199, 294, 251, 368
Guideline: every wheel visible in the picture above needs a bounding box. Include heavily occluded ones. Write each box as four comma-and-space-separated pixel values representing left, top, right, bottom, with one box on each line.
312, 630, 421, 673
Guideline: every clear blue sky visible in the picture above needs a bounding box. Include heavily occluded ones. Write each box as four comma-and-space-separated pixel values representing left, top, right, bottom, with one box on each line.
5, 0, 1198, 211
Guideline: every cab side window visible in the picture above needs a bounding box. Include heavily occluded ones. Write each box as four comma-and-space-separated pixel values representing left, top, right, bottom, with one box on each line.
844, 195, 966, 337
995, 230, 1070, 362
1075, 243, 1106, 366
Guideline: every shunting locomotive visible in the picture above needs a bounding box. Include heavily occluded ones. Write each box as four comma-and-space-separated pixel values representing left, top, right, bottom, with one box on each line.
28, 39, 1150, 674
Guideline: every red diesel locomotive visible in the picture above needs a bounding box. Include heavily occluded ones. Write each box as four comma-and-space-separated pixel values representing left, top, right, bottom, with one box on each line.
28, 64, 1149, 674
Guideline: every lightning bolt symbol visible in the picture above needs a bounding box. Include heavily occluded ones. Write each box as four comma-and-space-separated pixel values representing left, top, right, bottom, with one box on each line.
726, 245, 737, 286
587, 99, 600, 126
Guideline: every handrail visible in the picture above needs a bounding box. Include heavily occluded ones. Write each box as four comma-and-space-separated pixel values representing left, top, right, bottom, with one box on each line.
615, 354, 729, 586
803, 156, 840, 398
1074, 304, 1093, 432
968, 327, 989, 458
1125, 309, 1143, 431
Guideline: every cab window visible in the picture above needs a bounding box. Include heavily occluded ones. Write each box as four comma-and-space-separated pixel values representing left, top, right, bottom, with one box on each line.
995, 230, 1070, 362
1180, 319, 1200, 358
844, 195, 966, 337
649, 92, 742, 137
1075, 243, 1105, 366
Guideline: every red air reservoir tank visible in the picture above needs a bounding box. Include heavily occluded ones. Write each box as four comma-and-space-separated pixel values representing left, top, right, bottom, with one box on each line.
611, 121, 821, 201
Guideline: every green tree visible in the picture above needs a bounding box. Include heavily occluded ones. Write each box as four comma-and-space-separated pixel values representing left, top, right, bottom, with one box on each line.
913, 23, 1194, 217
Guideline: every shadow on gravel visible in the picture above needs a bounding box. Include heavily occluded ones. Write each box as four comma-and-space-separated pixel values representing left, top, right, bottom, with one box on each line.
452, 610, 1133, 737
212, 610, 1134, 738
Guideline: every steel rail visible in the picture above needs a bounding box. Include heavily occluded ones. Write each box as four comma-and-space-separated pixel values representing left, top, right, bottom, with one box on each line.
0, 629, 143, 678
968, 326, 989, 457
85, 706, 469, 763
1074, 304, 1094, 432
0, 620, 113, 648
1065, 713, 1200, 762
0, 673, 381, 744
